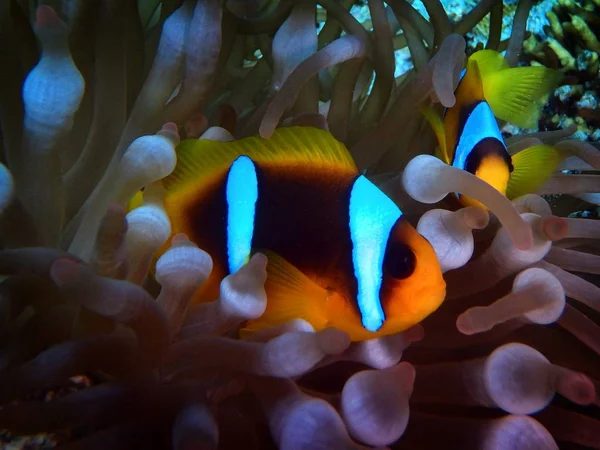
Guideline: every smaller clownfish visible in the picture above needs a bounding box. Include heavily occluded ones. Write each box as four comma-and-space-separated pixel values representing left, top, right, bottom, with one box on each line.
422, 50, 567, 207
160, 127, 446, 341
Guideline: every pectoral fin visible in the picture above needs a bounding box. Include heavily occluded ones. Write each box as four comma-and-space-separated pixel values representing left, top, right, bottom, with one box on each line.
240, 250, 330, 336
507, 144, 568, 199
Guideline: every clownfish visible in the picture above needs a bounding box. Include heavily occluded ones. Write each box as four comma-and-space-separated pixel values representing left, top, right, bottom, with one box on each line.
161, 126, 446, 341
422, 50, 567, 207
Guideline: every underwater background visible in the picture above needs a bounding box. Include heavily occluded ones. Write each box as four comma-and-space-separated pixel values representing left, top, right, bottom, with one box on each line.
0, 0, 599, 449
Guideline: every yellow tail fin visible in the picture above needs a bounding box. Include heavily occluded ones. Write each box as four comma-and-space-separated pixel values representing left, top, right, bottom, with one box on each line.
469, 49, 563, 129
481, 65, 563, 129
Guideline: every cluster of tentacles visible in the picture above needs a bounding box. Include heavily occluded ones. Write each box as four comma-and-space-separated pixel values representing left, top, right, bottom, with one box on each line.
0, 0, 599, 449
0, 139, 599, 449
0, 0, 557, 255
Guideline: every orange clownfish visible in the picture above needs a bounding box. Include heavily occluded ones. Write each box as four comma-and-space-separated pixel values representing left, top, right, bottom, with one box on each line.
422, 50, 567, 207
161, 126, 446, 341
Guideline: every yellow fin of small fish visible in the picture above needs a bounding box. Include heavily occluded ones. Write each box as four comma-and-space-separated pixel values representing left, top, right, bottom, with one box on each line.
468, 49, 510, 78
441, 59, 484, 159
458, 58, 486, 104
127, 190, 143, 212
481, 66, 563, 129
507, 144, 568, 199
241, 250, 330, 334
420, 106, 450, 164
163, 126, 357, 192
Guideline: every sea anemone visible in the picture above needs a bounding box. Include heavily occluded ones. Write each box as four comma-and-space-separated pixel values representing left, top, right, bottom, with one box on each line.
0, 0, 599, 449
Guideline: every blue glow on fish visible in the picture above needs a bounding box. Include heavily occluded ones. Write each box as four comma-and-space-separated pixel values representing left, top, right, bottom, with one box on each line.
349, 176, 401, 332
226, 156, 258, 273
453, 101, 506, 171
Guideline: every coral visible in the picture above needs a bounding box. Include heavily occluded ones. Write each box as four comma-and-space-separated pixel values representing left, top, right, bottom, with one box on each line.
0, 0, 598, 449
518, 0, 600, 141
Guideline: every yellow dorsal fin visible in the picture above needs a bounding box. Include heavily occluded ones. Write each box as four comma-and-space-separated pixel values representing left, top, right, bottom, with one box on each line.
456, 58, 485, 105
163, 126, 357, 192
469, 49, 510, 78
507, 144, 569, 199
482, 66, 563, 129
240, 250, 330, 336
443, 59, 484, 159
420, 106, 450, 164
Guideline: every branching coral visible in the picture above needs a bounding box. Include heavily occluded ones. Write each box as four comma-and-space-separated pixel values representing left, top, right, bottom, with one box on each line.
518, 0, 600, 142
0, 0, 599, 449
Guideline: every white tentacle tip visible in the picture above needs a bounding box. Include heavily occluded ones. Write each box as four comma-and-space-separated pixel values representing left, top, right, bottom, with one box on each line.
219, 253, 268, 320
155, 244, 213, 288
455, 267, 565, 335
121, 131, 178, 187
540, 216, 569, 241
455, 309, 487, 335
402, 155, 448, 204
125, 204, 172, 247
157, 122, 181, 146
199, 126, 235, 142
341, 362, 414, 446
417, 208, 481, 273
513, 268, 565, 325
461, 206, 490, 230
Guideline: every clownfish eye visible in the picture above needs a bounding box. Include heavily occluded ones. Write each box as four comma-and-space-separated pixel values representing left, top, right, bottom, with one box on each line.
384, 242, 416, 279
